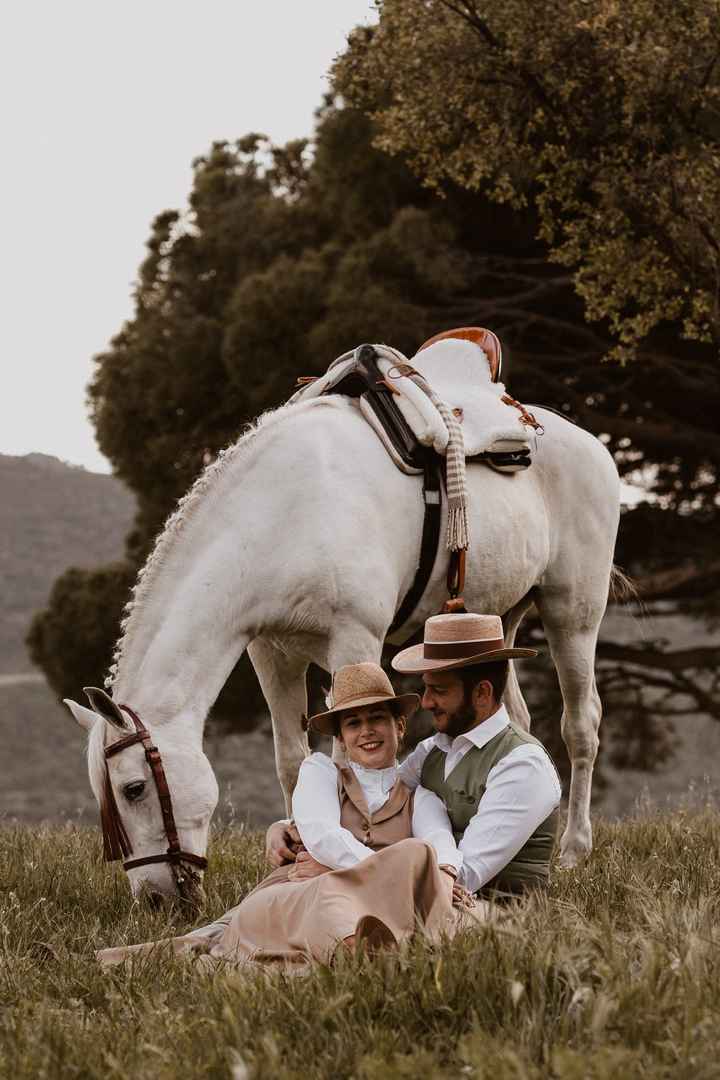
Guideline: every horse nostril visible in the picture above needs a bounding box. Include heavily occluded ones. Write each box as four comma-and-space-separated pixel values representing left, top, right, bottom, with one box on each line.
147, 891, 166, 910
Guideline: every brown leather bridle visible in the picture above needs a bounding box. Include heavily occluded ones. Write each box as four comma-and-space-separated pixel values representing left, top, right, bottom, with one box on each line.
100, 704, 207, 891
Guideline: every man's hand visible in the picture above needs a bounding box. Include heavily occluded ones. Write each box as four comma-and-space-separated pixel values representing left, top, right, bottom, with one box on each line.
265, 821, 303, 867
287, 850, 331, 881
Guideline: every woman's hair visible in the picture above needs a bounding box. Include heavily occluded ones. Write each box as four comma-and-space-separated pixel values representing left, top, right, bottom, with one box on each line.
457, 660, 509, 704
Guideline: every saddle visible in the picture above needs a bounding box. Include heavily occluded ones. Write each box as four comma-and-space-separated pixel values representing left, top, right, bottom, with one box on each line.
290, 328, 542, 638
291, 328, 540, 475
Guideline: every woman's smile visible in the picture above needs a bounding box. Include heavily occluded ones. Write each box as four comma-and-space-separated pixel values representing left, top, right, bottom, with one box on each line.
359, 738, 383, 751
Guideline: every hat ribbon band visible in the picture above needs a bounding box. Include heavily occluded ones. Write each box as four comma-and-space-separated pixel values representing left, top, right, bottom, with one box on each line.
423, 637, 505, 660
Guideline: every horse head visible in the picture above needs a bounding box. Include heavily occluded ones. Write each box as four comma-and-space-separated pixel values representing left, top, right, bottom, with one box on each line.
64, 688, 218, 910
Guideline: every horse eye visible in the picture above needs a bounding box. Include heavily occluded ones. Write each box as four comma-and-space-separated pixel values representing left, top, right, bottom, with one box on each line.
123, 781, 146, 802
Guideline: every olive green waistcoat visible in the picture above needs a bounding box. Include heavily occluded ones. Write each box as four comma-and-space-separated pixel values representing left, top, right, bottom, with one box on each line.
420, 723, 560, 896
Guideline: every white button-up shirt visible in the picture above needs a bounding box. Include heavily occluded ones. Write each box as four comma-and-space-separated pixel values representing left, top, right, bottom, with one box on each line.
398, 705, 561, 893
291, 752, 462, 874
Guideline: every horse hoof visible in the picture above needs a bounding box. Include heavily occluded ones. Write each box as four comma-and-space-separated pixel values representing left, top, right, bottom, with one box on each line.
558, 846, 591, 870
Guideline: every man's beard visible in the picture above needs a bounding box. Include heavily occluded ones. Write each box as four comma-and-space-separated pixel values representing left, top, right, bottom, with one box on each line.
441, 695, 476, 739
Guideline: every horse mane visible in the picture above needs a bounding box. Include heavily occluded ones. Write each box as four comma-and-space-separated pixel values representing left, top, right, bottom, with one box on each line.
104, 398, 339, 691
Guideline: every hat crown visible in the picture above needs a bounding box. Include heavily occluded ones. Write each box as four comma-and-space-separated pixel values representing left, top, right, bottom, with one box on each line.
330, 663, 395, 710
424, 613, 504, 645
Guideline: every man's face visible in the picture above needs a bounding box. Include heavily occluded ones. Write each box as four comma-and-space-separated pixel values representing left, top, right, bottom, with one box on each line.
422, 669, 497, 738
421, 671, 476, 738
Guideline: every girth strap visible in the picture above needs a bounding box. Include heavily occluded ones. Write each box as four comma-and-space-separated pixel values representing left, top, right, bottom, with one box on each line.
387, 457, 443, 638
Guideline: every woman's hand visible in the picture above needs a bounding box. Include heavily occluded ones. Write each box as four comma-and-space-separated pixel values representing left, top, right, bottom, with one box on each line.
265, 821, 303, 867
452, 882, 475, 909
287, 850, 331, 881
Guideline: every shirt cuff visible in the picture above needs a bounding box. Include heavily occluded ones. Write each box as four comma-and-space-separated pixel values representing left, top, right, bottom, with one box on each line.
458, 861, 485, 894
426, 832, 463, 875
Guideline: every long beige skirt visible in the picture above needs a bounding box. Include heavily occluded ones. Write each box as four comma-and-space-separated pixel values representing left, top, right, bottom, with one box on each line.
97, 838, 484, 969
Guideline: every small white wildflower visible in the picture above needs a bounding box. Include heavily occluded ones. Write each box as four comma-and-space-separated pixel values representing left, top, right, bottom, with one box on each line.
229, 1050, 250, 1080
568, 986, 593, 1014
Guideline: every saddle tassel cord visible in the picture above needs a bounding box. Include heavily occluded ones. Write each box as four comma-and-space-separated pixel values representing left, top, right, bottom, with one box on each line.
382, 357, 471, 555
447, 501, 470, 551
433, 398, 470, 553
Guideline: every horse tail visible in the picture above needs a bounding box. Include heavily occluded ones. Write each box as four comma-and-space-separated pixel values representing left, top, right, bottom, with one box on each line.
609, 564, 639, 604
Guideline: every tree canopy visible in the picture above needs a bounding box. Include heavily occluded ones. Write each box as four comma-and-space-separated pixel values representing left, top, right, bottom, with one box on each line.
334, 0, 720, 359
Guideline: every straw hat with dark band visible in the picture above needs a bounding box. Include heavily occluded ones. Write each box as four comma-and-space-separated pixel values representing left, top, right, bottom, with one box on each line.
391, 613, 537, 675
309, 662, 420, 737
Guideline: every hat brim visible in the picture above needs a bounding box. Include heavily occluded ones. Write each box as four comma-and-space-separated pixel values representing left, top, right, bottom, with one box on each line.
309, 692, 420, 736
391, 646, 537, 674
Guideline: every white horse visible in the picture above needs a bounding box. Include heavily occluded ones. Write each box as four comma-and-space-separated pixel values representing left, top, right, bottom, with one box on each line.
64, 337, 619, 901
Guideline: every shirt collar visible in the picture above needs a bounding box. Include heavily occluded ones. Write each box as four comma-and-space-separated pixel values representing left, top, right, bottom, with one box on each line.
433, 704, 510, 754
348, 759, 398, 791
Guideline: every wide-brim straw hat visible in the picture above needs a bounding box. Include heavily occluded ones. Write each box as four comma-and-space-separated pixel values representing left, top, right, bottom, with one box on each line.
309, 662, 420, 736
392, 613, 537, 674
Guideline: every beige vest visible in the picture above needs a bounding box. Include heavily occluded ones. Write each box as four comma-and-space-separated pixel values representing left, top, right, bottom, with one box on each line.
336, 766, 415, 850
254, 766, 414, 895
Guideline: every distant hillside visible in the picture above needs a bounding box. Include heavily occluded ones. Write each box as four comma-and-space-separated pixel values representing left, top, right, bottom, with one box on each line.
0, 453, 135, 673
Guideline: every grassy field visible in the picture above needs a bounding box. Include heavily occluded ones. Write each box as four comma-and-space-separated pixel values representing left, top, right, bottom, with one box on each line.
2, 809, 720, 1080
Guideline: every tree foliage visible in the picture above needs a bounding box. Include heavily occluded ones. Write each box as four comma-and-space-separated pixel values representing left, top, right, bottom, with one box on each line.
27, 564, 135, 699
334, 0, 720, 358
30, 81, 718, 765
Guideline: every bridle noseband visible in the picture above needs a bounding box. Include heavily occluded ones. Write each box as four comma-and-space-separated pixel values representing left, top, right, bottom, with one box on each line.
101, 704, 207, 886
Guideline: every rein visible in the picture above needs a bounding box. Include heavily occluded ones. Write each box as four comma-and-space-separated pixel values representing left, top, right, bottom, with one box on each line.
101, 705, 207, 886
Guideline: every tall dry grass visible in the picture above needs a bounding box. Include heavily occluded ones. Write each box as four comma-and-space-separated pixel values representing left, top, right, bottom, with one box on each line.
2, 807, 719, 1079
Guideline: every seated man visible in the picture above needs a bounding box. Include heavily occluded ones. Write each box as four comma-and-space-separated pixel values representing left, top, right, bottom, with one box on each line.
268, 612, 561, 900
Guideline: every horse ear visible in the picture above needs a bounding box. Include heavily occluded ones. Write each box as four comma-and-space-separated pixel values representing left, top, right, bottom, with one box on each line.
63, 698, 98, 732
83, 687, 129, 731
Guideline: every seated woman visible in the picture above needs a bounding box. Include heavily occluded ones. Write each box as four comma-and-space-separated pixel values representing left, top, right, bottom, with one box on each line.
98, 663, 473, 968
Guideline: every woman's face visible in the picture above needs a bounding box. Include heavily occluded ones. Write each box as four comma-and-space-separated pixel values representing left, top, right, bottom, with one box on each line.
338, 704, 404, 770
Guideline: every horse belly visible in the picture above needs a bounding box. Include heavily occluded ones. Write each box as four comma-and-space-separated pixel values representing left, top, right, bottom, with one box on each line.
461, 468, 549, 614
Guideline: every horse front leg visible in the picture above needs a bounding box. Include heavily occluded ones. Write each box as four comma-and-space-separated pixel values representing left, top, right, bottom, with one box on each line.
534, 595, 604, 868
247, 638, 310, 813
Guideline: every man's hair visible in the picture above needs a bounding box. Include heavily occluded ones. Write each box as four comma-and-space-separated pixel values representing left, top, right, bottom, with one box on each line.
457, 661, 509, 704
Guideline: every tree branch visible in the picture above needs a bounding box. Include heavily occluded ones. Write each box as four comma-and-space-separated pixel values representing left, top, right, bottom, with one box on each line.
598, 642, 720, 672
627, 560, 720, 601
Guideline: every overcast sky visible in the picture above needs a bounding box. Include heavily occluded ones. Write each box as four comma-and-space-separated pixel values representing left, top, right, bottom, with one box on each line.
1, 1, 376, 473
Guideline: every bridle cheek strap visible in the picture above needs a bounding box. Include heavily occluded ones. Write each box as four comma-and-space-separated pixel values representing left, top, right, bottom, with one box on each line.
101, 704, 208, 876
101, 766, 132, 861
